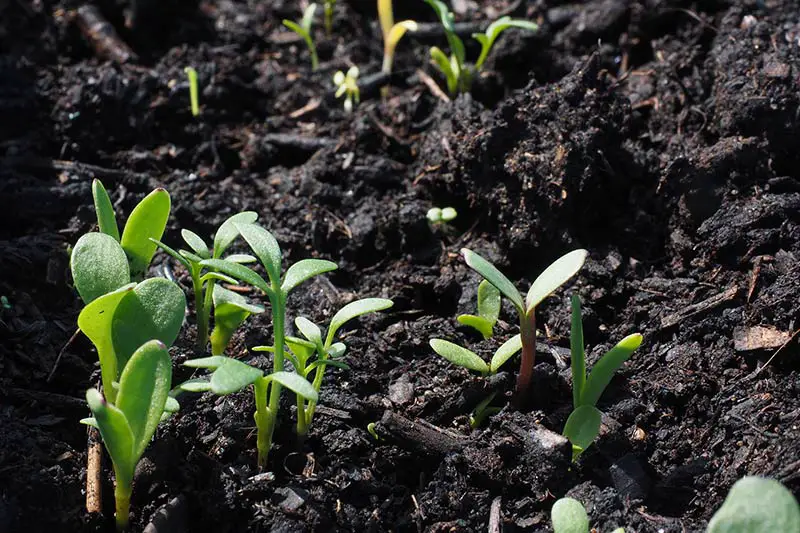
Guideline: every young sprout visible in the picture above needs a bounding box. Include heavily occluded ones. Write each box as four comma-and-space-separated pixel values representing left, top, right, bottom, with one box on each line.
456, 280, 499, 339
551, 497, 625, 533
255, 297, 393, 436
426, 206, 457, 225
378, 0, 417, 90
81, 340, 174, 531
184, 67, 200, 117
194, 222, 338, 466
366, 421, 380, 441
460, 248, 587, 400
151, 211, 260, 351
707, 476, 800, 533
429, 334, 522, 376
210, 285, 264, 356
562, 295, 642, 460
333, 66, 360, 113
469, 390, 500, 429
323, 0, 336, 35
424, 0, 537, 95
283, 4, 320, 71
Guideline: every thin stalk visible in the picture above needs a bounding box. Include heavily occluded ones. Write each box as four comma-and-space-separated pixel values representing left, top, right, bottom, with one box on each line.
296, 395, 308, 437
324, 2, 333, 35
516, 311, 536, 400
113, 471, 131, 531
191, 267, 208, 350
253, 376, 270, 467
258, 289, 285, 468
304, 357, 327, 424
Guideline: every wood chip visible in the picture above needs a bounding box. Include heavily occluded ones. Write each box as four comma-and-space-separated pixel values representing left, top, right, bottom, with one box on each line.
734, 325, 793, 352
659, 286, 738, 329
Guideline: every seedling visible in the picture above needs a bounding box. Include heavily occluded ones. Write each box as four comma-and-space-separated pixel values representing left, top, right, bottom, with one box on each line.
194, 222, 338, 466
562, 295, 642, 460
210, 285, 264, 356
426, 206, 458, 225
177, 356, 318, 468
184, 67, 200, 117
460, 248, 587, 399
366, 422, 380, 441
81, 340, 174, 531
551, 497, 624, 533
457, 279, 499, 339
333, 66, 360, 113
424, 0, 538, 95
708, 476, 800, 532
469, 391, 500, 429
255, 297, 393, 436
378, 0, 417, 87
283, 4, 320, 71
151, 211, 260, 351
323, 0, 336, 35
429, 335, 521, 376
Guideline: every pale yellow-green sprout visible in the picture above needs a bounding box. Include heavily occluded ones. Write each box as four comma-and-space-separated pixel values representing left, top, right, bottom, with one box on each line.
378, 0, 417, 92
333, 66, 360, 112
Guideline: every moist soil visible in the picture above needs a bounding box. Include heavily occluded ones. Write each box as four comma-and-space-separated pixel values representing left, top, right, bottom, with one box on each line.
2, 0, 799, 531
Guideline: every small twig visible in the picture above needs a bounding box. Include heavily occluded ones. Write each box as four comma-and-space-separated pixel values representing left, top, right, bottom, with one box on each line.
488, 496, 502, 533
376, 410, 468, 455
659, 286, 738, 329
750, 328, 800, 379
47, 327, 81, 383
416, 69, 450, 103
73, 5, 138, 64
4, 156, 151, 185
86, 426, 103, 515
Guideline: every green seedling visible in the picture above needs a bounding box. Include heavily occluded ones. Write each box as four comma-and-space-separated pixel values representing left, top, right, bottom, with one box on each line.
323, 0, 335, 35
333, 66, 361, 113
460, 248, 587, 399
177, 356, 318, 467
194, 222, 338, 466
78, 278, 186, 404
81, 340, 174, 531
152, 211, 260, 351
551, 497, 624, 533
424, 0, 538, 95
562, 295, 642, 460
426, 207, 457, 225
429, 334, 521, 376
255, 297, 393, 436
469, 391, 500, 429
378, 0, 417, 89
184, 67, 200, 117
457, 279, 499, 339
707, 476, 800, 533
366, 421, 380, 441
283, 4, 320, 71
210, 285, 264, 356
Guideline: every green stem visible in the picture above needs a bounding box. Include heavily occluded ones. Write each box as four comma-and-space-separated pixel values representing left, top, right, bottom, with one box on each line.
113, 472, 132, 531
253, 376, 271, 468
516, 311, 536, 401
257, 289, 285, 468
296, 395, 308, 437
304, 355, 327, 425
192, 268, 209, 350
324, 2, 333, 35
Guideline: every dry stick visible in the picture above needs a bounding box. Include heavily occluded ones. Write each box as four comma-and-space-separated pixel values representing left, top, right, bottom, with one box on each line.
377, 410, 467, 455
488, 496, 502, 533
47, 327, 81, 383
86, 426, 103, 515
73, 5, 138, 64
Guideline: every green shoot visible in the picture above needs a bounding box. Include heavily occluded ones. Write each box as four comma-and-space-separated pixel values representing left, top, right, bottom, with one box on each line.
469, 391, 500, 429
457, 279, 499, 339
367, 421, 380, 441
152, 211, 258, 351
424, 0, 537, 95
195, 222, 337, 466
255, 297, 393, 437
460, 248, 587, 399
81, 340, 173, 531
426, 207, 458, 225
551, 497, 625, 533
178, 356, 318, 467
323, 0, 336, 35
562, 294, 642, 460
283, 4, 320, 71
119, 187, 171, 281
707, 477, 800, 533
210, 285, 264, 356
378, 0, 417, 89
184, 67, 200, 117
92, 179, 120, 241
333, 66, 361, 113
429, 334, 521, 376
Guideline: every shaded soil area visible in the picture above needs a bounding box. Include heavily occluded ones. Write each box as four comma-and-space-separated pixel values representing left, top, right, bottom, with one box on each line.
2, 0, 799, 531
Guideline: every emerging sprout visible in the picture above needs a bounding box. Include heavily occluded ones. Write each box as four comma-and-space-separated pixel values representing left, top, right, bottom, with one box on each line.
283, 4, 320, 71
378, 0, 417, 89
151, 211, 261, 351
255, 297, 393, 436
562, 295, 642, 460
426, 206, 457, 224
184, 66, 200, 117
469, 390, 500, 429
366, 421, 380, 441
424, 0, 538, 95
429, 335, 521, 376
457, 280, 499, 339
333, 66, 361, 113
81, 340, 174, 531
707, 476, 800, 533
323, 0, 336, 35
210, 285, 264, 356
459, 248, 587, 399
551, 497, 625, 533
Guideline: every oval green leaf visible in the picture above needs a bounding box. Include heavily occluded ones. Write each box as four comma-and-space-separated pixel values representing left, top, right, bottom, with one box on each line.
71, 232, 131, 304
121, 188, 171, 280
551, 497, 590, 533
213, 211, 258, 258
269, 371, 318, 402
457, 315, 494, 339
86, 388, 135, 486
209, 357, 263, 395
236, 223, 282, 284
461, 249, 524, 314
326, 298, 394, 345
707, 476, 800, 533
181, 229, 210, 259
477, 279, 500, 324
295, 316, 322, 347
525, 249, 587, 312
92, 179, 120, 241
562, 404, 602, 460
580, 333, 643, 408
281, 259, 338, 295
429, 339, 489, 374
490, 334, 522, 373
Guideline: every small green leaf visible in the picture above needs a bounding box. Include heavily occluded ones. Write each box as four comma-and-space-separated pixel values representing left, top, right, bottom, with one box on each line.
199, 272, 239, 285
430, 47, 457, 95
173, 378, 212, 393
151, 238, 191, 268
181, 229, 210, 259
121, 188, 171, 279
210, 285, 264, 356
183, 355, 228, 369
300, 3, 316, 31
268, 371, 318, 402
200, 259, 270, 294
461, 249, 524, 314
707, 476, 800, 533
429, 339, 490, 374
86, 388, 136, 487
457, 315, 494, 339
472, 17, 539, 70
563, 405, 602, 460
284, 337, 316, 365
326, 298, 393, 345
92, 179, 120, 241
281, 259, 338, 295
328, 342, 346, 358
551, 497, 590, 533
424, 0, 465, 66
224, 254, 257, 264
490, 334, 522, 373
477, 280, 501, 324
164, 396, 180, 413
71, 233, 131, 304
295, 317, 323, 348
580, 333, 643, 408
80, 417, 99, 428
115, 340, 172, 459
570, 294, 585, 410
235, 223, 282, 285
209, 357, 264, 395
213, 212, 258, 258
306, 359, 350, 373
180, 249, 204, 263
112, 278, 187, 370
525, 249, 587, 312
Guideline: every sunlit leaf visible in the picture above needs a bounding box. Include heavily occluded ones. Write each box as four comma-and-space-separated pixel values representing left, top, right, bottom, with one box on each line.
525, 249, 587, 312
461, 249, 524, 314
92, 179, 119, 241
707, 476, 800, 533
457, 315, 494, 339
551, 497, 590, 533
181, 229, 210, 259
86, 388, 135, 487
71, 233, 131, 304
150, 238, 191, 268
580, 333, 642, 408
489, 334, 522, 373
295, 317, 323, 347
269, 371, 318, 402
121, 188, 171, 280
281, 259, 338, 295
213, 212, 258, 258
200, 258, 270, 294
210, 285, 264, 356
473, 17, 539, 69
562, 405, 602, 461
236, 223, 282, 285
209, 357, 263, 395
429, 339, 489, 374
326, 298, 393, 345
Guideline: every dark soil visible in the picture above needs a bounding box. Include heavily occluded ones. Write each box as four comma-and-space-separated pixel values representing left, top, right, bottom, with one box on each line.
2, 0, 799, 531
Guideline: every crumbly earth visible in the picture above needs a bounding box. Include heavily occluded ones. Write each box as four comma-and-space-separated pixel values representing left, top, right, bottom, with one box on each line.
1, 0, 798, 531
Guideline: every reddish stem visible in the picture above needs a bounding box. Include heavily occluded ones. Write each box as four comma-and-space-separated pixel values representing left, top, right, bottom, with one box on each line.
516, 311, 536, 401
